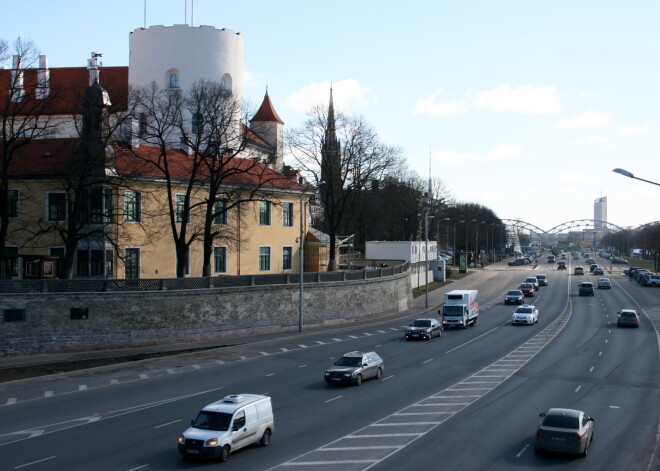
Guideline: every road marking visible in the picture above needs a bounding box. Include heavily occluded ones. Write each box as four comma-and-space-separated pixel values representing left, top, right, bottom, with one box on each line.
599, 351, 603, 356
260, 351, 270, 356
111, 379, 119, 384
191, 364, 201, 369
280, 348, 289, 352
6, 398, 17, 405
298, 365, 307, 368
589, 366, 594, 372
332, 338, 342, 342
126, 465, 150, 471
266, 373, 275, 377
575, 385, 581, 392
167, 369, 176, 374
516, 444, 530, 457
423, 359, 433, 364
44, 391, 53, 398
78, 385, 87, 391
444, 327, 500, 353
325, 396, 343, 404
348, 335, 357, 339
139, 374, 148, 379
155, 419, 181, 428
14, 456, 56, 469
382, 375, 394, 381
299, 345, 308, 348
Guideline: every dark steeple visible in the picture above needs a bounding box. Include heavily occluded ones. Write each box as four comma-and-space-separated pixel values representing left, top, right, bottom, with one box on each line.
321, 86, 341, 187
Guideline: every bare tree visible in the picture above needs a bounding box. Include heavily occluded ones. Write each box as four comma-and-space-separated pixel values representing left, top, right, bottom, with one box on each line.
288, 104, 403, 270
0, 38, 61, 277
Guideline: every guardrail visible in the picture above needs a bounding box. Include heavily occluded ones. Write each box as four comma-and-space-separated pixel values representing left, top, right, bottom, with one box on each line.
0, 261, 409, 294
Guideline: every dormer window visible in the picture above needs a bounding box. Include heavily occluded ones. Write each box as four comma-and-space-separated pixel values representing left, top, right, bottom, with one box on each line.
169, 73, 179, 88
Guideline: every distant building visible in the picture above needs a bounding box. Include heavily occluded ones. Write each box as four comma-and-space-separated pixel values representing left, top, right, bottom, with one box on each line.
594, 196, 607, 230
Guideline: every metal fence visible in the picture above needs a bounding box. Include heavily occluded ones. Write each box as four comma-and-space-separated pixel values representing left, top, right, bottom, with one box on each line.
0, 261, 409, 294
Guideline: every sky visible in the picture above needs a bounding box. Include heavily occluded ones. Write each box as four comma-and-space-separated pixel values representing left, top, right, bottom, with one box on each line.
2, 0, 659, 231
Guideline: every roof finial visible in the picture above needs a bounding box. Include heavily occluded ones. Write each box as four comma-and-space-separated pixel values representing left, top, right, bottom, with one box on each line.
265, 85, 268, 97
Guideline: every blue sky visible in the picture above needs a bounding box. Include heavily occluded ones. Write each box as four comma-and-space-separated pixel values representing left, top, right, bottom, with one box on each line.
2, 0, 658, 230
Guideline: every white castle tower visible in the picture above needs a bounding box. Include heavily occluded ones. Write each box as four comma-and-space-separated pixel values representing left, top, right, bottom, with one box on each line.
128, 24, 243, 98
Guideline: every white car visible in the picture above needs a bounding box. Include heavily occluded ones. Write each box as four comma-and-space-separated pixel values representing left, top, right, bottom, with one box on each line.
512, 304, 539, 325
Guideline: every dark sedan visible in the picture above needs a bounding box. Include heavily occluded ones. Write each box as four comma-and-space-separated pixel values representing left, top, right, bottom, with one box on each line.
405, 318, 442, 340
504, 290, 525, 304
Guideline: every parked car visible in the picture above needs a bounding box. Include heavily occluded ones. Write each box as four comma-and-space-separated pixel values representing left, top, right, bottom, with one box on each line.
324, 351, 384, 386
641, 274, 660, 287
508, 258, 526, 266
593, 267, 604, 276
617, 309, 640, 327
612, 257, 628, 264
634, 270, 651, 283
519, 283, 535, 297
525, 277, 540, 290
578, 282, 594, 296
574, 266, 585, 275
504, 289, 525, 304
405, 318, 442, 340
511, 304, 539, 325
597, 278, 611, 289
535, 408, 594, 456
535, 274, 548, 286
178, 394, 274, 461
557, 261, 567, 270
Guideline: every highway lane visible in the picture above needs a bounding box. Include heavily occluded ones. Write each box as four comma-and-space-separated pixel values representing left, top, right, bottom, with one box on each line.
0, 262, 657, 470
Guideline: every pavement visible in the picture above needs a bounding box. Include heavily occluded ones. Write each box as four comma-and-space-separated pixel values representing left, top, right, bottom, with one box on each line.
0, 262, 498, 382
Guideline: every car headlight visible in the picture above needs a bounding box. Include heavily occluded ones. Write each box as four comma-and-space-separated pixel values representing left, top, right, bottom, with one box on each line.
344, 372, 353, 377
205, 438, 218, 446
324, 372, 330, 376
178, 436, 185, 444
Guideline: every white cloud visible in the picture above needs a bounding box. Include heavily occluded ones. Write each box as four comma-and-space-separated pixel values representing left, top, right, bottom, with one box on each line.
619, 124, 650, 136
286, 79, 370, 113
484, 144, 523, 161
555, 111, 613, 129
432, 150, 472, 164
413, 91, 469, 117
473, 85, 564, 115
579, 90, 599, 98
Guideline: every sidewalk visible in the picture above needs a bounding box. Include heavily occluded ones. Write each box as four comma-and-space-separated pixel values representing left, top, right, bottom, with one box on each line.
0, 263, 498, 382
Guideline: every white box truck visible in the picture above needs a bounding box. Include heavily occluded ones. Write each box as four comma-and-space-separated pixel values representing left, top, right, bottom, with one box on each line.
440, 290, 479, 329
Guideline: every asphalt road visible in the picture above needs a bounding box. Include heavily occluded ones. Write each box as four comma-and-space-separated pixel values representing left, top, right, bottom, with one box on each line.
0, 259, 658, 471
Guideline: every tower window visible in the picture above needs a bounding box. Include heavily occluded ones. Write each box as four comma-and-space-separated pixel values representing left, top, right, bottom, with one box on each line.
169, 73, 179, 88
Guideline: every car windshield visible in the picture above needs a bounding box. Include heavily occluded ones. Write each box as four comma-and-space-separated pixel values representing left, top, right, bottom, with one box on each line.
335, 356, 362, 367
411, 320, 432, 327
520, 283, 532, 289
581, 283, 593, 287
516, 308, 532, 314
543, 415, 579, 429
621, 312, 636, 318
526, 278, 536, 282
507, 291, 522, 296
193, 411, 232, 431
443, 305, 464, 315
536, 275, 546, 279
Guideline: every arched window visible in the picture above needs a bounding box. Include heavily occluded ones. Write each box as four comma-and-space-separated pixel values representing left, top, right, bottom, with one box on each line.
169, 73, 179, 88
220, 73, 232, 91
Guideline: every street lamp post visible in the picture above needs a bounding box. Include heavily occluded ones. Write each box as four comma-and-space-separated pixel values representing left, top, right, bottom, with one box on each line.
613, 168, 660, 187
298, 198, 305, 332
454, 220, 464, 267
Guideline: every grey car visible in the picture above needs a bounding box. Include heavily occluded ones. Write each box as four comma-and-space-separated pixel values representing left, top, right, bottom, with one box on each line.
578, 282, 594, 296
504, 289, 525, 304
324, 351, 384, 386
617, 309, 640, 327
535, 408, 594, 456
535, 274, 548, 286
405, 318, 442, 340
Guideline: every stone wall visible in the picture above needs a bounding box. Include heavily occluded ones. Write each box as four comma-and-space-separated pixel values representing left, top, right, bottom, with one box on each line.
0, 272, 412, 356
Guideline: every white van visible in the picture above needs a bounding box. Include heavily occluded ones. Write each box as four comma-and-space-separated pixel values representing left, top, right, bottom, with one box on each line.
178, 394, 274, 462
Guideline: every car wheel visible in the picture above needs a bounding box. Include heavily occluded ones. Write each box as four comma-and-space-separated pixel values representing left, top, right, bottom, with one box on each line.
260, 429, 271, 447
473, 317, 478, 326
355, 374, 362, 386
376, 367, 383, 379
219, 445, 231, 462
534, 445, 543, 454
580, 442, 589, 457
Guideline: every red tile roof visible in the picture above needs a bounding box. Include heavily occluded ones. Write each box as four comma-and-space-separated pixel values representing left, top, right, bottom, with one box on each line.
0, 66, 128, 113
250, 92, 284, 124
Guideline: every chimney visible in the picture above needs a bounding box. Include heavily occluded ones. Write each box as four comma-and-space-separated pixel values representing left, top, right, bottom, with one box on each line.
10, 55, 25, 102
87, 51, 102, 85
36, 55, 50, 99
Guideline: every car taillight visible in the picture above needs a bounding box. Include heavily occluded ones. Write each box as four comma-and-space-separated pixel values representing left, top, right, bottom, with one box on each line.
576, 432, 583, 439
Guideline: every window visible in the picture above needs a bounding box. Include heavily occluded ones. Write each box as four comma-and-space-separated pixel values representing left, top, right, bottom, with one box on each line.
213, 199, 228, 225
124, 190, 141, 222
192, 113, 201, 134
125, 248, 140, 279
176, 246, 190, 276
175, 194, 188, 224
49, 247, 65, 258
259, 246, 271, 271
259, 200, 271, 225
87, 188, 111, 223
282, 246, 293, 270
283, 202, 294, 227
139, 113, 147, 137
214, 246, 227, 273
8, 189, 18, 218
74, 248, 111, 278
169, 73, 179, 88
5, 246, 18, 277
77, 250, 89, 276
47, 192, 67, 221
91, 250, 104, 277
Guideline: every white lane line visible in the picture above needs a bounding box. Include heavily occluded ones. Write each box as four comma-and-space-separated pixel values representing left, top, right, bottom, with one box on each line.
239, 356, 247, 360
605, 339, 608, 343
423, 359, 433, 364
139, 374, 148, 379
280, 348, 289, 352
216, 360, 225, 364
575, 385, 582, 393
298, 365, 307, 368
78, 385, 87, 391
266, 373, 275, 377
325, 396, 343, 404
6, 398, 17, 405
155, 419, 181, 429
589, 366, 594, 372
382, 375, 394, 381
332, 338, 342, 342
299, 345, 308, 348
191, 364, 201, 369
110, 379, 119, 384
445, 327, 499, 353
260, 351, 270, 356
516, 444, 530, 458
167, 369, 176, 374
349, 335, 357, 339
599, 351, 603, 356
44, 391, 53, 398
14, 456, 56, 469
126, 465, 150, 471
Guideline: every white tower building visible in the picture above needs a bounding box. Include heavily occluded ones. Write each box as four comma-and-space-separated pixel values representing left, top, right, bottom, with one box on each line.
128, 24, 243, 98
594, 196, 607, 230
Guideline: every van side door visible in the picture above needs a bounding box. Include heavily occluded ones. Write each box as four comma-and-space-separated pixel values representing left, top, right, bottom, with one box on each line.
231, 405, 259, 450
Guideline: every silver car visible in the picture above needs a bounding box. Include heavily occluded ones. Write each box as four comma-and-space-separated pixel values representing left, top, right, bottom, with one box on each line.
597, 278, 611, 289
617, 309, 640, 327
324, 351, 384, 386
511, 304, 539, 325
535, 408, 594, 456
